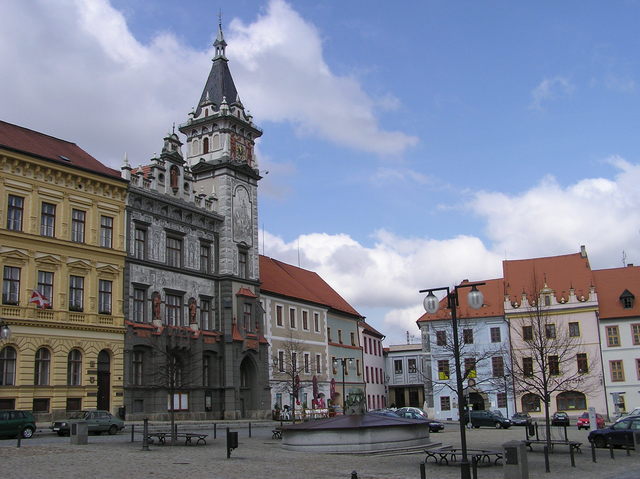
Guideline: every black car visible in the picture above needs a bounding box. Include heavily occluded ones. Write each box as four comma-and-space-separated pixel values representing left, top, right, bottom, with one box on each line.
511, 412, 532, 426
588, 416, 640, 448
394, 408, 445, 432
552, 411, 570, 426
463, 410, 512, 429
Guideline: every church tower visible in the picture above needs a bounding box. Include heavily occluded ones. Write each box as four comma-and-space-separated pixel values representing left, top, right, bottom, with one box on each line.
178, 20, 269, 419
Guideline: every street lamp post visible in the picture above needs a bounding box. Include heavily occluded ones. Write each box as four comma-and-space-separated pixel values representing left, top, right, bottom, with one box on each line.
421, 282, 484, 479
0, 320, 11, 340
332, 357, 353, 413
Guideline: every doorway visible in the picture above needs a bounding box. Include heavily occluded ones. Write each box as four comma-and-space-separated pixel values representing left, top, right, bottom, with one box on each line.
97, 350, 111, 411
468, 392, 485, 411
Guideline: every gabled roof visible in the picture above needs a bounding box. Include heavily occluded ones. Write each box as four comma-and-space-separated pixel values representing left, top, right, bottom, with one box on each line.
360, 320, 385, 339
417, 278, 505, 323
593, 266, 640, 319
503, 251, 593, 303
0, 120, 122, 179
259, 255, 362, 318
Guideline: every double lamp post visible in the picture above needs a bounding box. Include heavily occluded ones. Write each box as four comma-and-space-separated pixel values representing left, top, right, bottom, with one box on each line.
332, 357, 354, 413
421, 282, 484, 479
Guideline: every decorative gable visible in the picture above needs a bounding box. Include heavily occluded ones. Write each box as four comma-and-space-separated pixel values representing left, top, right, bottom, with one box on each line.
620, 289, 635, 309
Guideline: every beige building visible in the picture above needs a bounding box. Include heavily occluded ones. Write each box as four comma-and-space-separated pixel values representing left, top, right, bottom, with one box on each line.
0, 120, 128, 420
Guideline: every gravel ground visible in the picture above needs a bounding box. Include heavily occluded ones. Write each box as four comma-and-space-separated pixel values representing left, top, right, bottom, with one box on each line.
0, 422, 638, 479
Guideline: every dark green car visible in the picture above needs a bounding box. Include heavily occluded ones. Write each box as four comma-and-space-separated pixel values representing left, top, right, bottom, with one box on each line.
51, 410, 124, 436
0, 410, 36, 438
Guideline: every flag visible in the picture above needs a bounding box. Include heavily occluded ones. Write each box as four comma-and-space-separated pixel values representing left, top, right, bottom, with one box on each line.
29, 290, 51, 309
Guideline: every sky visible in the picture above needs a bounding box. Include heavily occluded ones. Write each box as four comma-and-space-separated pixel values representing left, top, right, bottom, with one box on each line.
3, 0, 640, 345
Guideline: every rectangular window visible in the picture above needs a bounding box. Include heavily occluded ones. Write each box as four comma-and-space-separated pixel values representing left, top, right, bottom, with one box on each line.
356, 359, 361, 376
278, 351, 284, 372
314, 313, 319, 332
394, 359, 403, 374
338, 330, 343, 344
200, 243, 211, 273
2, 266, 20, 305
37, 271, 53, 308
436, 330, 447, 346
276, 305, 283, 327
569, 322, 580, 337
71, 209, 86, 243
40, 202, 56, 237
350, 332, 355, 346
497, 392, 507, 408
69, 275, 84, 311
238, 251, 248, 279
32, 398, 50, 413
437, 360, 450, 380
202, 356, 210, 387
332, 357, 337, 375
492, 356, 504, 377
66, 398, 82, 411
607, 326, 621, 347
490, 327, 501, 343
166, 237, 182, 268
134, 227, 146, 259
464, 357, 477, 378
291, 352, 297, 372
315, 354, 321, 374
610, 360, 625, 382
100, 215, 113, 248
302, 311, 309, 330
7, 195, 24, 231
133, 288, 146, 322
200, 299, 211, 330
166, 294, 182, 326
98, 280, 112, 314
523, 357, 533, 377
522, 325, 533, 341
327, 327, 332, 342
636, 359, 640, 380
289, 308, 296, 328
67, 350, 82, 386
304, 353, 310, 374
545, 324, 556, 339
463, 328, 474, 344
631, 324, 640, 346
408, 358, 417, 373
243, 303, 252, 332
548, 355, 560, 375
440, 396, 451, 411
364, 337, 368, 354
577, 353, 588, 373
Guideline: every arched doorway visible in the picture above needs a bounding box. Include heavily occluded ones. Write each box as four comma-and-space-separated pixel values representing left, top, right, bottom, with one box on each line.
97, 350, 111, 411
468, 392, 485, 411
239, 356, 257, 417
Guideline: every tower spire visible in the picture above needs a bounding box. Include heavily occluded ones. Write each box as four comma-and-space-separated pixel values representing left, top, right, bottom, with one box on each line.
214, 11, 227, 60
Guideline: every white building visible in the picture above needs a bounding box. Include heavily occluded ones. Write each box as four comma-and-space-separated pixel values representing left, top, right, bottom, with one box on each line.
359, 321, 386, 410
384, 343, 426, 409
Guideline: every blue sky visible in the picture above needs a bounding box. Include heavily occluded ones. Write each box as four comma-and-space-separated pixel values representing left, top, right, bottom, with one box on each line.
3, 1, 640, 344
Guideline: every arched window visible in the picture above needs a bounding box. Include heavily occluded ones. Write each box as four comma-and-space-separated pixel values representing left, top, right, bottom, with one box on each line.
34, 347, 50, 385
203, 137, 209, 154
0, 346, 17, 385
521, 393, 541, 412
556, 391, 586, 411
67, 349, 82, 386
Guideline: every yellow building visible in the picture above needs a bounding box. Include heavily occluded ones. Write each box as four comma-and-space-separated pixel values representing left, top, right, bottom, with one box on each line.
0, 120, 128, 420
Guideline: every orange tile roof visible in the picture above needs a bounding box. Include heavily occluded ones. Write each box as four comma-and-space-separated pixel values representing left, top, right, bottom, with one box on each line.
259, 255, 362, 318
360, 320, 385, 338
0, 120, 122, 179
503, 252, 593, 303
593, 266, 640, 319
417, 278, 505, 323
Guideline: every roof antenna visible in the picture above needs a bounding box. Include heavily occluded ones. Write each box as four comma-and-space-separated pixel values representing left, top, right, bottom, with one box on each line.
622, 250, 627, 267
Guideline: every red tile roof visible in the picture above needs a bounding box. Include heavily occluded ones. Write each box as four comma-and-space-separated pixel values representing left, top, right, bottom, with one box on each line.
259, 255, 362, 318
593, 266, 640, 319
0, 120, 122, 179
503, 251, 593, 303
417, 278, 505, 323
360, 320, 385, 338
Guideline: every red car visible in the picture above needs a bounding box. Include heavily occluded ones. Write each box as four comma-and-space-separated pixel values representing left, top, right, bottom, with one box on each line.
577, 412, 605, 430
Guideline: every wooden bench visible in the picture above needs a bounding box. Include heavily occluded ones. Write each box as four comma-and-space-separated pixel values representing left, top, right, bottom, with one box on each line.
425, 447, 503, 466
271, 428, 282, 440
524, 439, 581, 454
146, 432, 208, 446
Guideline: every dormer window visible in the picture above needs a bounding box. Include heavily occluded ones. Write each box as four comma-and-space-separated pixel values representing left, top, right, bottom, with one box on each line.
620, 290, 635, 309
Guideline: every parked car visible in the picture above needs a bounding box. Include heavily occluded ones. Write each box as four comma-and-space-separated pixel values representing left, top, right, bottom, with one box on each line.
0, 410, 36, 439
394, 408, 445, 432
463, 410, 512, 429
576, 412, 605, 430
50, 410, 124, 436
511, 412, 532, 426
552, 411, 570, 426
614, 407, 640, 423
368, 409, 403, 418
588, 416, 640, 448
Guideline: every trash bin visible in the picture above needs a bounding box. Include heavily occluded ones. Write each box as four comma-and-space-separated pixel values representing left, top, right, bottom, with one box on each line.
70, 421, 88, 445
502, 440, 528, 479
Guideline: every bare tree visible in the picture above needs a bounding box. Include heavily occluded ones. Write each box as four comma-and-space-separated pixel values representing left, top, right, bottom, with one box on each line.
507, 285, 600, 450
270, 334, 310, 423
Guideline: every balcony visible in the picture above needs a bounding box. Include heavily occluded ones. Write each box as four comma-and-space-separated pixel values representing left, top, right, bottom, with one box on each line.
0, 304, 124, 328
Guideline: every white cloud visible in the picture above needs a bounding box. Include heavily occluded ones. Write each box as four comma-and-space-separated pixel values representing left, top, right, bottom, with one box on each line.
529, 76, 574, 110
0, 0, 416, 170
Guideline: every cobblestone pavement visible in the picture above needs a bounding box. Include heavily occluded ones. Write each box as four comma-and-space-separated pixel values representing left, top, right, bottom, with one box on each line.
0, 422, 638, 478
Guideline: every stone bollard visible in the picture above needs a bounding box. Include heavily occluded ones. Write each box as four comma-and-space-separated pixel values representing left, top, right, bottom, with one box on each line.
70, 421, 88, 445
502, 440, 528, 479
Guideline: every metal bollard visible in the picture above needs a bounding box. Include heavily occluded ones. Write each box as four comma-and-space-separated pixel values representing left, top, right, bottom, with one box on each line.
16, 436, 21, 448
130, 424, 135, 443
591, 441, 597, 463
420, 461, 426, 479
472, 456, 478, 479
609, 443, 615, 459
351, 472, 358, 479
627, 446, 631, 456
544, 445, 550, 472
570, 445, 575, 467
563, 425, 568, 442
249, 422, 252, 438
214, 423, 217, 439
142, 418, 149, 451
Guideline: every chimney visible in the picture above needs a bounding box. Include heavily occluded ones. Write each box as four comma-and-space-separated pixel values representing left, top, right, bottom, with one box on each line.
580, 245, 588, 258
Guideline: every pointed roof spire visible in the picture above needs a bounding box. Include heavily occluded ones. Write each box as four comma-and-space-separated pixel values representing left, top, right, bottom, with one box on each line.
214, 10, 227, 60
